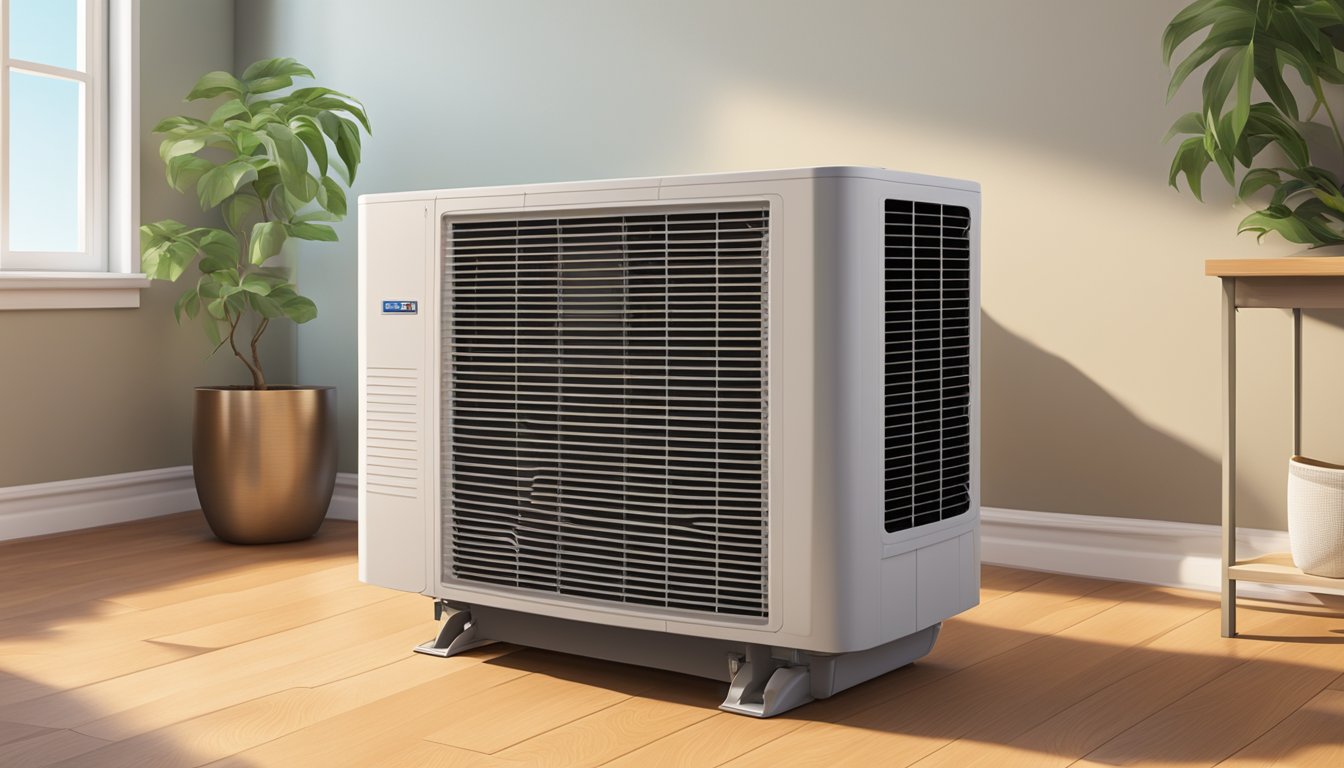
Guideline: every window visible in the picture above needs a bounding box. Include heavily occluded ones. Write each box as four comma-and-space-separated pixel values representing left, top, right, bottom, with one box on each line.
0, 0, 144, 309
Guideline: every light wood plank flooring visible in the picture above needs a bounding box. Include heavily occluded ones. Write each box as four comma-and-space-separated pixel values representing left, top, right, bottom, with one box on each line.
1, 513, 1342, 767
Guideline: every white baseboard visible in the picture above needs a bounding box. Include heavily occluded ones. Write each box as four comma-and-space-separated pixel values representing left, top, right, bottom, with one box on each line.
1, 473, 1330, 603
0, 467, 360, 541
0, 466, 199, 541
981, 506, 1341, 601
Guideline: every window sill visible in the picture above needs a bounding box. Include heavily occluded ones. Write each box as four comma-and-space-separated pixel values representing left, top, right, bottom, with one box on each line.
0, 272, 151, 310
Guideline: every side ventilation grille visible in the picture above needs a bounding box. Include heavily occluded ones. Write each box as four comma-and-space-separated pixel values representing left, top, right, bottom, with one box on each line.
366, 367, 421, 498
443, 206, 770, 619
884, 200, 972, 532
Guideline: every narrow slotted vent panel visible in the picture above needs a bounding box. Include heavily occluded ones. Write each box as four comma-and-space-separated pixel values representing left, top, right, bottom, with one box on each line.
365, 367, 421, 498
885, 200, 972, 532
442, 206, 769, 618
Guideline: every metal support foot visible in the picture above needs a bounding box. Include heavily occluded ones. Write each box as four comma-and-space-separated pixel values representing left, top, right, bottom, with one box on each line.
414, 606, 496, 657
719, 645, 813, 717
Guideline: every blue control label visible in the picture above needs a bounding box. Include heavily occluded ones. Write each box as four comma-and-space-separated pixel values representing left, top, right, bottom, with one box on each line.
382, 300, 418, 314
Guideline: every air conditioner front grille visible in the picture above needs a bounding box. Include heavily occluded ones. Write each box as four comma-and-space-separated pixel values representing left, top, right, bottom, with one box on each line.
885, 199, 972, 532
443, 206, 770, 619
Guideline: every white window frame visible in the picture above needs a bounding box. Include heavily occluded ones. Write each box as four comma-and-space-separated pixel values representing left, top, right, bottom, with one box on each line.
0, 0, 145, 310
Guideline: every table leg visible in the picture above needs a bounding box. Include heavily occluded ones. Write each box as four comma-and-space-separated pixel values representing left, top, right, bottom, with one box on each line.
1221, 278, 1237, 638
1293, 308, 1301, 456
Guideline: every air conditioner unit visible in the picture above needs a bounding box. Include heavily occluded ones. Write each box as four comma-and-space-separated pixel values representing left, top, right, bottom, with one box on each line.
358, 166, 980, 717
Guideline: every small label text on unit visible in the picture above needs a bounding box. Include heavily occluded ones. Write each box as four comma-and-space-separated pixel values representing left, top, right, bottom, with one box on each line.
382, 300, 418, 314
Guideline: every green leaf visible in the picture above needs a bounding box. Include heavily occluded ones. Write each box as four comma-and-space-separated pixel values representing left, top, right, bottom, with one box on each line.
198, 229, 240, 263
242, 57, 314, 83
187, 71, 246, 101
173, 287, 199, 323
1201, 47, 1244, 119
281, 294, 318, 323
1313, 188, 1344, 216
240, 273, 275, 295
1237, 167, 1280, 199
206, 297, 228, 320
198, 253, 232, 274
1253, 40, 1299, 120
1245, 104, 1310, 166
334, 119, 362, 184
147, 241, 197, 282
247, 292, 286, 318
203, 315, 223, 347
317, 176, 347, 218
160, 137, 205, 163
262, 123, 316, 202
223, 194, 263, 235
285, 222, 338, 241
1238, 204, 1318, 243
152, 115, 207, 134
208, 98, 249, 127
1164, 111, 1206, 142
1169, 136, 1212, 201
246, 76, 294, 95
1162, 0, 1245, 65
249, 220, 288, 265
1230, 39, 1253, 140
196, 160, 260, 209
290, 116, 328, 177
1168, 17, 1256, 102
165, 155, 212, 193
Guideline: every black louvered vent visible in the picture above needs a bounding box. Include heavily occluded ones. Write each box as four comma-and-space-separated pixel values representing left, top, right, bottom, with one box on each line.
443, 207, 769, 618
885, 200, 972, 532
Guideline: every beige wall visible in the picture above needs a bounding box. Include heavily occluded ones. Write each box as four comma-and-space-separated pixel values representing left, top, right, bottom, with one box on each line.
229, 0, 1340, 531
0, 0, 293, 488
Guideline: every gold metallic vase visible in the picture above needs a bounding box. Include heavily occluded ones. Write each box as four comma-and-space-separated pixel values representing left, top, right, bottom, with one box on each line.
193, 386, 338, 544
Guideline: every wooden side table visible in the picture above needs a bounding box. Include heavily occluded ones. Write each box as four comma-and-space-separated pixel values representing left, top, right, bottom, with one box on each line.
1207, 257, 1344, 637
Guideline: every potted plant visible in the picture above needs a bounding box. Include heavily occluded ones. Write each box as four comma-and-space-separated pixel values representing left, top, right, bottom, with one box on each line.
1165, 0, 1344, 576
140, 57, 369, 543
1164, 0, 1344, 245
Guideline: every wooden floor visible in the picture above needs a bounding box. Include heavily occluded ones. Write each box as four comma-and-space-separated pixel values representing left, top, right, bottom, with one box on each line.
1, 516, 1342, 767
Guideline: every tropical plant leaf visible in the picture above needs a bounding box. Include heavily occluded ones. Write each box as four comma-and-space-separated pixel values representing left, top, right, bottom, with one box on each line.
196, 160, 259, 209
208, 98, 250, 127
1239, 204, 1319, 243
290, 115, 328, 178
285, 222, 338, 241
317, 176, 346, 218
242, 57, 314, 83
165, 155, 212, 193
223, 194, 263, 236
280, 294, 318, 323
198, 229, 240, 263
262, 122, 317, 202
174, 286, 200, 323
247, 292, 286, 318
1169, 136, 1212, 200
187, 71, 246, 101
334, 119, 362, 184
249, 220, 288, 265
240, 273, 275, 295
1237, 167, 1281, 199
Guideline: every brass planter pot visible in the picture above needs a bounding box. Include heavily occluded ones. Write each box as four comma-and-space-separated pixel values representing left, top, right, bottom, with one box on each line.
193, 386, 338, 544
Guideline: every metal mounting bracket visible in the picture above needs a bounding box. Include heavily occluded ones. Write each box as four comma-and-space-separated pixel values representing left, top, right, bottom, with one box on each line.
719, 644, 814, 717
414, 605, 496, 657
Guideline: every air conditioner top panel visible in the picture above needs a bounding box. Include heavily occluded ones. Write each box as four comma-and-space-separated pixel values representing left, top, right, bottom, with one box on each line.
357, 166, 980, 206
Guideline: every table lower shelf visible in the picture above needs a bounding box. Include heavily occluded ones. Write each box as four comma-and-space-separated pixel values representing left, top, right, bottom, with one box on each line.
1228, 552, 1344, 591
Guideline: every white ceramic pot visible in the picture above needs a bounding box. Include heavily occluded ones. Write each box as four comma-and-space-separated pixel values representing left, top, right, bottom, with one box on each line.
1286, 455, 1344, 578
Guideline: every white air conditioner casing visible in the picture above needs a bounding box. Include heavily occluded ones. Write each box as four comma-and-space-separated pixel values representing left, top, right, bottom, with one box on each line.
358, 167, 980, 716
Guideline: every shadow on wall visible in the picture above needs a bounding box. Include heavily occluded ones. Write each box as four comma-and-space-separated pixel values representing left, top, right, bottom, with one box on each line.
981, 311, 1266, 525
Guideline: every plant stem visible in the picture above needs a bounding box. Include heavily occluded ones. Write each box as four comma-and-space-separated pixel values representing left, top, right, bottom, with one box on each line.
250, 317, 269, 384
225, 307, 266, 390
